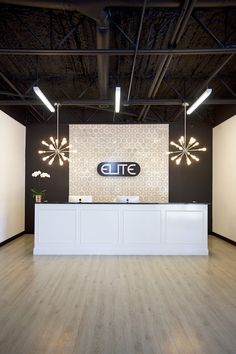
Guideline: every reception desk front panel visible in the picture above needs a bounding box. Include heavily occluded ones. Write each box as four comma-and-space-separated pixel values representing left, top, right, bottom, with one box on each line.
34, 203, 208, 255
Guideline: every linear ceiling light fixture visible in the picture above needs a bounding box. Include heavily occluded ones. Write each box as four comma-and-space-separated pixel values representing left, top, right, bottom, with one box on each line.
33, 86, 55, 112
38, 103, 76, 166
115, 86, 121, 113
187, 88, 212, 115
168, 103, 207, 165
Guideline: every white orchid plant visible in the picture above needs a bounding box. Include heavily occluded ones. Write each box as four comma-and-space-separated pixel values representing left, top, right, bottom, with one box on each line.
31, 170, 50, 197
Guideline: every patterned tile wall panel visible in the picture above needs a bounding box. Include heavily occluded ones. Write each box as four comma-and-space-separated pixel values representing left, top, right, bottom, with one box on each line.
69, 124, 169, 202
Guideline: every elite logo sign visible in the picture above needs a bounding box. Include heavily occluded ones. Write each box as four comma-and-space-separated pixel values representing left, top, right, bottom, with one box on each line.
97, 162, 140, 177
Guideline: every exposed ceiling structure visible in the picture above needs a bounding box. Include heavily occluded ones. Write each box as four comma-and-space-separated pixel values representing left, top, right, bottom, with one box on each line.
0, 0, 236, 124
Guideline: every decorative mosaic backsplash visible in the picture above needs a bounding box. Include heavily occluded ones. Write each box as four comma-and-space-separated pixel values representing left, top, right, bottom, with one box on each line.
69, 124, 169, 202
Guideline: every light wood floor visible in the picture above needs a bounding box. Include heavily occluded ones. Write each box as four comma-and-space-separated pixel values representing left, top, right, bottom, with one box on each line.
0, 235, 236, 354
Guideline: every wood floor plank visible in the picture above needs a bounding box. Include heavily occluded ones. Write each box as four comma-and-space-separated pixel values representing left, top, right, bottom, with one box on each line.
0, 235, 236, 354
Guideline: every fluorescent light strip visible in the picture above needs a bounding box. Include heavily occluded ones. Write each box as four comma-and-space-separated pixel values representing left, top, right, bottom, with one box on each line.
115, 86, 121, 113
187, 88, 212, 115
33, 86, 55, 113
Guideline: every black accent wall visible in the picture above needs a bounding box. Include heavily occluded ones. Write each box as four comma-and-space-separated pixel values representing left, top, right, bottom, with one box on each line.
25, 120, 212, 233
26, 123, 69, 232
213, 105, 236, 126
169, 119, 212, 230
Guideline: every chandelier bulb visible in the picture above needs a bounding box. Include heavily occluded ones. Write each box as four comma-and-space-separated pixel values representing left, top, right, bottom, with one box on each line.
189, 137, 196, 144
176, 156, 182, 165
42, 155, 50, 161
186, 156, 191, 165
42, 140, 49, 146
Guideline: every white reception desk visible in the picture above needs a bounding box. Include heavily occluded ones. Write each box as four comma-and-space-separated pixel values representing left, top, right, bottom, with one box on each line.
34, 203, 208, 255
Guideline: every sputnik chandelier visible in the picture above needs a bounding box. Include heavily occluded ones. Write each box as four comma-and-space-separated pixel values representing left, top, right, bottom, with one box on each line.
38, 103, 75, 166
168, 103, 207, 165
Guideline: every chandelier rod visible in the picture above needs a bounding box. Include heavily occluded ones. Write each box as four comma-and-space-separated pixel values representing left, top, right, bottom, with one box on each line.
56, 103, 60, 143
183, 102, 187, 143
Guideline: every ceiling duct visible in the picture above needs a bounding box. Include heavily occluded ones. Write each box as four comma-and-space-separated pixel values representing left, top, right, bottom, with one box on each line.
1, 1, 236, 9
96, 13, 110, 100
0, 0, 110, 100
1, 0, 236, 102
